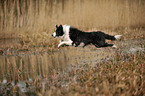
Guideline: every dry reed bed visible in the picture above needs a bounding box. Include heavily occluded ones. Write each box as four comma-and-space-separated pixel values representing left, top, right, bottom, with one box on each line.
0, 0, 145, 48
0, 50, 145, 95
1, 0, 145, 30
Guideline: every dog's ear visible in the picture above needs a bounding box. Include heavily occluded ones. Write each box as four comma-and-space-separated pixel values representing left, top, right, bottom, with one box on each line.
56, 25, 58, 28
59, 24, 62, 28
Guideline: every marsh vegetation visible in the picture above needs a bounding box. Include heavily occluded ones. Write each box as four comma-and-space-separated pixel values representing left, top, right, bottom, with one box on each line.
0, 0, 145, 95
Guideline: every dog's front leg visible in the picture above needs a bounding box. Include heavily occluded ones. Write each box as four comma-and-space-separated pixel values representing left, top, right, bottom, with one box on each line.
58, 40, 64, 48
58, 42, 64, 48
58, 41, 73, 48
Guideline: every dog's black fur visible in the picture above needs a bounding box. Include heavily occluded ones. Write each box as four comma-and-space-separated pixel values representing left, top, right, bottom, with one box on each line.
69, 27, 116, 48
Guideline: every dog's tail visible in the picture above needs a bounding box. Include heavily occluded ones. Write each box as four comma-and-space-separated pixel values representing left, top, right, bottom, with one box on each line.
104, 34, 122, 41
114, 35, 122, 40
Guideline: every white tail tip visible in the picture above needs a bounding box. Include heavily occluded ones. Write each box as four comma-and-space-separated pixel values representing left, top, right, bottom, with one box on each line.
114, 35, 122, 40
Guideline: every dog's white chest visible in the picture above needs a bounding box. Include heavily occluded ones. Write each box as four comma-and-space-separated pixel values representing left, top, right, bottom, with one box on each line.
60, 32, 70, 41
61, 25, 72, 42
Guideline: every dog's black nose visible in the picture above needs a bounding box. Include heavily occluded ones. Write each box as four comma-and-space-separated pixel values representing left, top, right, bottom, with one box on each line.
52, 34, 55, 37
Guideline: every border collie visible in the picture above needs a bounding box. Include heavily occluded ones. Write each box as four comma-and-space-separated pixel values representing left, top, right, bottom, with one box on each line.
52, 24, 122, 48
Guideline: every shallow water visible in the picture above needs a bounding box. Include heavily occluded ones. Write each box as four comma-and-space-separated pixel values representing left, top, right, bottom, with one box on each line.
0, 42, 115, 82
0, 39, 145, 82
0, 50, 68, 81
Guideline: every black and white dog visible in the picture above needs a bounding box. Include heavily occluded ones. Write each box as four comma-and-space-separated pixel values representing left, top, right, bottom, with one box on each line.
52, 24, 122, 48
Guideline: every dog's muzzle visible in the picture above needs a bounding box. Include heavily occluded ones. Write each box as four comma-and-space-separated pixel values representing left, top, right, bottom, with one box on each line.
52, 32, 56, 38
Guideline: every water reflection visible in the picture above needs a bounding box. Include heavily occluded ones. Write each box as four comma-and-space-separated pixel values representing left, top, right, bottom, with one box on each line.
0, 46, 114, 82
0, 51, 69, 82
1, 39, 145, 82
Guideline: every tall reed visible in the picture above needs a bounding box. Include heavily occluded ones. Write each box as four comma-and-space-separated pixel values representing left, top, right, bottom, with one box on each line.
0, 0, 145, 39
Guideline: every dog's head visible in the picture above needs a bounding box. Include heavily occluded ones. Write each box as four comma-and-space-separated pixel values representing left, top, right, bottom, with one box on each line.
52, 25, 64, 38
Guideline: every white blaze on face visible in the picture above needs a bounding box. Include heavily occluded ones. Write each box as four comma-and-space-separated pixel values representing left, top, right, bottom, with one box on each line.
52, 32, 56, 37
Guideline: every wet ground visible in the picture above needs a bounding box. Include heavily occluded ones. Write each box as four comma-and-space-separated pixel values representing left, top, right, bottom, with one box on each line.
0, 38, 145, 81
0, 38, 145, 96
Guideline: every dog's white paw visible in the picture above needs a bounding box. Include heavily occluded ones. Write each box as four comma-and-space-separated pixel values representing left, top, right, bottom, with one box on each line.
58, 44, 61, 48
112, 45, 117, 48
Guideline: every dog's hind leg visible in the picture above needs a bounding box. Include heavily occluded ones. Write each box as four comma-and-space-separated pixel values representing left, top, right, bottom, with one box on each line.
99, 43, 117, 48
93, 43, 100, 48
93, 40, 105, 48
93, 40, 114, 48
103, 43, 114, 47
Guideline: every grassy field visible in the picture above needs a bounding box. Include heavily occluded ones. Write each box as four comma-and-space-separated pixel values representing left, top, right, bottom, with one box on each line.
0, 0, 145, 95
